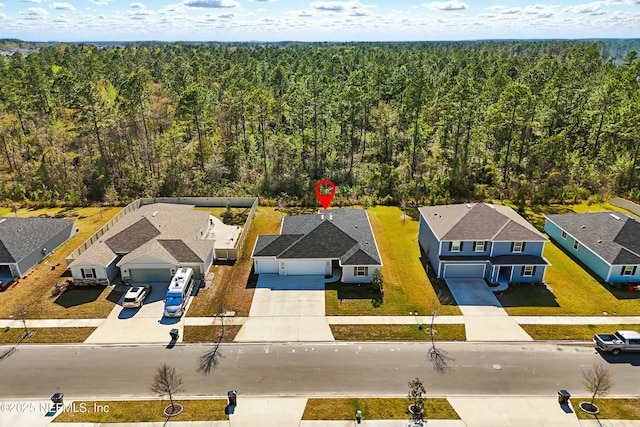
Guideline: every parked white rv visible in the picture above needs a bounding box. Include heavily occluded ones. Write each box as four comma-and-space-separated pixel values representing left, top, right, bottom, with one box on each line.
163, 267, 195, 317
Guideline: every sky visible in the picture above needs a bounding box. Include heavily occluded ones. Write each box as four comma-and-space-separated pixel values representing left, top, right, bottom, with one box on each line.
0, 0, 639, 42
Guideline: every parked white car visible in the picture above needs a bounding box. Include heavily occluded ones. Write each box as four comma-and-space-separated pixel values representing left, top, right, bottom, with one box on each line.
122, 285, 152, 308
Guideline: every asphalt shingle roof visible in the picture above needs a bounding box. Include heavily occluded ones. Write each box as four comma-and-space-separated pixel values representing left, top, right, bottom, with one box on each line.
546, 212, 640, 265
158, 239, 203, 263
0, 217, 73, 263
418, 203, 547, 242
105, 217, 160, 254
252, 208, 382, 266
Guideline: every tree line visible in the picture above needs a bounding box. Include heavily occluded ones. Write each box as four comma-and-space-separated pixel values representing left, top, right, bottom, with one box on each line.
0, 40, 639, 207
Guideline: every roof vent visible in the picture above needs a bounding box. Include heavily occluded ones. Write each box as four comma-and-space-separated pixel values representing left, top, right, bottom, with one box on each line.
329, 214, 333, 221
581, 225, 586, 229
466, 203, 471, 209
320, 214, 325, 221
610, 213, 621, 221
152, 211, 158, 217
0, 218, 6, 224
598, 239, 602, 243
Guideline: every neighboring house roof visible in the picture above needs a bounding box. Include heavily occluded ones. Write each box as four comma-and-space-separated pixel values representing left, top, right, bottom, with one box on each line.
68, 203, 211, 269
0, 217, 73, 264
418, 203, 547, 242
546, 212, 640, 265
252, 208, 382, 265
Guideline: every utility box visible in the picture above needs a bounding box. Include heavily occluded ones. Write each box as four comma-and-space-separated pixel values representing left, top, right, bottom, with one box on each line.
169, 328, 179, 340
558, 389, 571, 404
356, 409, 362, 424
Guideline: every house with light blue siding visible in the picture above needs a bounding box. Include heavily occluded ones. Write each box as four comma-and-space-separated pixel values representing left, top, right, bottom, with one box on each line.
418, 203, 549, 283
544, 212, 640, 283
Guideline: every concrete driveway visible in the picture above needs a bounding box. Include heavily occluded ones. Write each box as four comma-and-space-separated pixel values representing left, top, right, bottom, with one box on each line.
446, 279, 532, 341
234, 275, 333, 342
84, 283, 190, 344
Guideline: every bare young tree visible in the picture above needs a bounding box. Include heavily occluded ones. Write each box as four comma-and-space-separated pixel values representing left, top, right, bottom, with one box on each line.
12, 302, 32, 340
427, 297, 454, 373
197, 300, 226, 375
582, 363, 614, 404
150, 363, 183, 413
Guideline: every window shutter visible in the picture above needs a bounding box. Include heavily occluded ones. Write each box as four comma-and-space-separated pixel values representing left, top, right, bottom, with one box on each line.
459, 242, 463, 251
622, 266, 626, 275
520, 266, 525, 275
522, 242, 526, 251
510, 242, 514, 252
634, 266, 638, 276
532, 266, 536, 275
449, 242, 452, 251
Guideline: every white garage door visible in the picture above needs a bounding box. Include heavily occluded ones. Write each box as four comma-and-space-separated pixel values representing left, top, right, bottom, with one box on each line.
285, 261, 325, 276
444, 264, 485, 278
129, 268, 172, 283
256, 259, 278, 274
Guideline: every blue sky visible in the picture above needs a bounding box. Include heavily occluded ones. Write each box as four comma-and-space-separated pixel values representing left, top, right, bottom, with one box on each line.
0, 0, 639, 42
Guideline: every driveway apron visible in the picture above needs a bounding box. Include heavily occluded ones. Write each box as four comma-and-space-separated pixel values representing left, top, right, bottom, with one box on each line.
446, 278, 533, 341
234, 275, 334, 342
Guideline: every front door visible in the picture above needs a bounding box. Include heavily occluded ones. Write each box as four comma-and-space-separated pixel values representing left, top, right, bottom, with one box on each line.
498, 266, 512, 283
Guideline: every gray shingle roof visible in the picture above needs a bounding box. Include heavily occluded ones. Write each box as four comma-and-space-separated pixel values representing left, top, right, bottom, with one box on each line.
0, 217, 73, 263
418, 203, 546, 242
68, 203, 212, 269
546, 212, 640, 265
158, 239, 203, 263
252, 208, 382, 266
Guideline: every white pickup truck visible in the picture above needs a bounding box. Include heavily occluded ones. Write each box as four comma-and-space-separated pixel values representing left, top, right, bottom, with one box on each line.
593, 330, 640, 355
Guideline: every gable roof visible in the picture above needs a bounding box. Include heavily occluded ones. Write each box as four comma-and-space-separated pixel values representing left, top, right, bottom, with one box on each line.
418, 203, 546, 242
0, 217, 73, 264
546, 212, 640, 265
252, 208, 382, 265
69, 203, 211, 269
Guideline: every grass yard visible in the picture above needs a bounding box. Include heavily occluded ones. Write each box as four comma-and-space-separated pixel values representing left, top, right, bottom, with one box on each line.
498, 242, 640, 316
182, 325, 241, 342
187, 207, 285, 317
330, 324, 466, 341
520, 324, 640, 340
0, 327, 95, 343
52, 400, 229, 423
194, 206, 250, 226
0, 206, 124, 319
326, 206, 460, 316
302, 398, 460, 420
571, 398, 640, 420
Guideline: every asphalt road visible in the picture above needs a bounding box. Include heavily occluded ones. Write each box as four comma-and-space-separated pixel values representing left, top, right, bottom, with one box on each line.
1, 341, 639, 399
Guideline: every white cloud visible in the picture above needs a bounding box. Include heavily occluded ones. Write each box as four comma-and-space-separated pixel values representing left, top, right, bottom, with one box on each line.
310, 0, 375, 17
183, 0, 239, 8
50, 2, 76, 10
297, 10, 313, 16
425, 1, 468, 11
20, 0, 41, 3
563, 3, 606, 15
130, 2, 146, 8
19, 7, 48, 19
219, 12, 234, 18
0, 3, 4, 6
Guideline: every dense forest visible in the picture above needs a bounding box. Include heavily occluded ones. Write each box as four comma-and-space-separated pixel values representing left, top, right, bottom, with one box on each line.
1, 40, 639, 207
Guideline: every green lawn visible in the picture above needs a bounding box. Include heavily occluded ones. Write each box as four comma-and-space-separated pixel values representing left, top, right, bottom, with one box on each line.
330, 324, 466, 341
571, 398, 640, 420
326, 206, 460, 316
520, 324, 640, 340
52, 400, 229, 423
302, 398, 459, 420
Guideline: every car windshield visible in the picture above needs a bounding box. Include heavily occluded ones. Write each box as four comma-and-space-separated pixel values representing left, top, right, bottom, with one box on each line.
124, 297, 136, 303
166, 296, 182, 306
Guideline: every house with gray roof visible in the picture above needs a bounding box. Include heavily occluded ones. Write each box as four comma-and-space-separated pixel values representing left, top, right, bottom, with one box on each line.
418, 203, 549, 283
251, 208, 382, 283
67, 203, 215, 285
0, 217, 76, 284
545, 212, 640, 283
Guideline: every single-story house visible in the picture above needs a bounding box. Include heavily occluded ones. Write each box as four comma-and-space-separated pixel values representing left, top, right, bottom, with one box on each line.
418, 203, 549, 283
545, 212, 640, 283
0, 216, 77, 282
251, 208, 382, 283
68, 203, 215, 285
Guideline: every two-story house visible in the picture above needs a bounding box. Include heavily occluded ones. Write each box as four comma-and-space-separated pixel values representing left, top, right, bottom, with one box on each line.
418, 203, 549, 283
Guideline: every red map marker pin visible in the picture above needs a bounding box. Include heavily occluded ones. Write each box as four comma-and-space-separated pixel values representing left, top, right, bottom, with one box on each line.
315, 179, 336, 210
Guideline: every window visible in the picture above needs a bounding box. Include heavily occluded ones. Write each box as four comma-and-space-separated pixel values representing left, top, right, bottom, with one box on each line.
512, 242, 524, 253
561, 230, 567, 239
451, 241, 462, 252
523, 266, 535, 277
81, 268, 96, 279
622, 266, 637, 276
474, 241, 485, 252
354, 266, 369, 276
573, 240, 579, 250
